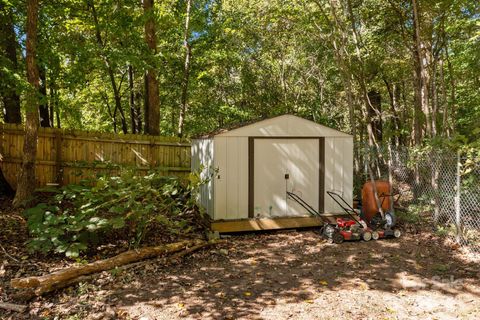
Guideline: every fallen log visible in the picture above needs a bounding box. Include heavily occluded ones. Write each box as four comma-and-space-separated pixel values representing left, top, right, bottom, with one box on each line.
120, 239, 224, 272
11, 239, 204, 295
0, 301, 27, 313
169, 240, 221, 262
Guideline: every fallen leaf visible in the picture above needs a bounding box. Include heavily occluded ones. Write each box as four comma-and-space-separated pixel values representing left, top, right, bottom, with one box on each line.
319, 280, 328, 286
244, 292, 252, 296
385, 307, 396, 313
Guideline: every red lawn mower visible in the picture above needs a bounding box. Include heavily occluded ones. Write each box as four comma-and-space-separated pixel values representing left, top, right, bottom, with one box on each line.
286, 180, 401, 244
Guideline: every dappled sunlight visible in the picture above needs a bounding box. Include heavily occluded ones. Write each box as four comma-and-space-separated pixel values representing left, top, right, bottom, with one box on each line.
130, 148, 148, 165
101, 230, 480, 319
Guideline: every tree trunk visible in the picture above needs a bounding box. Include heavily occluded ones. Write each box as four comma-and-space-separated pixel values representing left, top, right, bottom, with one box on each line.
112, 86, 128, 134
412, 0, 432, 138
412, 68, 422, 146
344, 0, 382, 160
13, 0, 40, 208
0, 3, 21, 124
88, 0, 128, 134
439, 53, 449, 137
128, 65, 137, 133
55, 92, 61, 129
313, 0, 358, 171
135, 92, 143, 133
39, 65, 50, 127
445, 41, 456, 135
384, 79, 401, 146
143, 0, 160, 135
367, 90, 382, 143
11, 239, 205, 295
143, 71, 149, 134
101, 91, 117, 133
431, 55, 438, 138
177, 0, 192, 138
49, 76, 55, 127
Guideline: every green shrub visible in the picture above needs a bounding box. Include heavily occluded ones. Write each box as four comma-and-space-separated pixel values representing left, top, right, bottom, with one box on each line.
23, 169, 208, 258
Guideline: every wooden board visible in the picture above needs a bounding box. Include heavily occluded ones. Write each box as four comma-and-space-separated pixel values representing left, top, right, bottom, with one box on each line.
210, 214, 353, 233
0, 124, 191, 187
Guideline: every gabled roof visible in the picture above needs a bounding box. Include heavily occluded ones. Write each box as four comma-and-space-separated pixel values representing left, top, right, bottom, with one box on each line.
198, 114, 351, 138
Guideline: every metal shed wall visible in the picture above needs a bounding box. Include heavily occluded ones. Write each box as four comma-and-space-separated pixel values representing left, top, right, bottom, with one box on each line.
213, 136, 249, 220
191, 138, 215, 218
193, 115, 354, 221
324, 137, 353, 213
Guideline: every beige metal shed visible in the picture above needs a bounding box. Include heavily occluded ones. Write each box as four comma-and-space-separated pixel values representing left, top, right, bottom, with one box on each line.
191, 115, 353, 232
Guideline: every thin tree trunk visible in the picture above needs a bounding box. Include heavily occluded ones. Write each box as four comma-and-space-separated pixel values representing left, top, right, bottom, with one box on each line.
143, 0, 160, 135
128, 65, 137, 133
144, 71, 149, 134
177, 0, 192, 138
312, 0, 358, 170
439, 53, 449, 137
54, 84, 61, 129
135, 87, 143, 133
412, 0, 432, 138
344, 0, 382, 156
39, 65, 50, 127
88, 0, 128, 134
13, 0, 40, 208
101, 91, 117, 133
412, 68, 422, 145
431, 56, 438, 137
445, 41, 456, 135
384, 78, 401, 147
48, 75, 55, 127
367, 90, 382, 143
0, 3, 21, 124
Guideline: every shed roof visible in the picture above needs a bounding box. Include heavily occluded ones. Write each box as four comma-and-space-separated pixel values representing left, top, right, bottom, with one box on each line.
195, 115, 351, 138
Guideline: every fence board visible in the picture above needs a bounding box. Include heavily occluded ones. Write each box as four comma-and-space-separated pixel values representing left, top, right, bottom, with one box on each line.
0, 124, 191, 188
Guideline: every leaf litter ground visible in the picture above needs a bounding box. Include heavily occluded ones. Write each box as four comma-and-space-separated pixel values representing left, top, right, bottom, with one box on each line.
1, 198, 479, 320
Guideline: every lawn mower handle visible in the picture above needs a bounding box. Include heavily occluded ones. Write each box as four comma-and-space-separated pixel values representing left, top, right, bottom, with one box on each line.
326, 191, 364, 228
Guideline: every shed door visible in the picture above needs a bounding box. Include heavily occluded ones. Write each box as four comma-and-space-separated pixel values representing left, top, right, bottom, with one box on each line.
253, 138, 320, 217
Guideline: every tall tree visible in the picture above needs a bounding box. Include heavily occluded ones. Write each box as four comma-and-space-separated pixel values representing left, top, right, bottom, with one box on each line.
177, 0, 192, 137
88, 0, 128, 134
13, 0, 40, 207
143, 0, 160, 135
412, 0, 432, 140
0, 2, 21, 124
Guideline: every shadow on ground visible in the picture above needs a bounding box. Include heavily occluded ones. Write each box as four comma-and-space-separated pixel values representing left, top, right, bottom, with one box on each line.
101, 230, 480, 319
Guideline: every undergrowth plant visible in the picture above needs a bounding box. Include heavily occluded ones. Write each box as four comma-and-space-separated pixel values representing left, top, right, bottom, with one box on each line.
23, 169, 209, 258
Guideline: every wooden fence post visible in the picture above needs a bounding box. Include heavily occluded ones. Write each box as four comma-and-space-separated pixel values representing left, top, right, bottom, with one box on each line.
55, 131, 64, 185
149, 137, 154, 169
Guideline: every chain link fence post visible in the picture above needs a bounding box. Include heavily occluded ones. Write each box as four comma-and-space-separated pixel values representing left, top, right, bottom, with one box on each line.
455, 150, 462, 244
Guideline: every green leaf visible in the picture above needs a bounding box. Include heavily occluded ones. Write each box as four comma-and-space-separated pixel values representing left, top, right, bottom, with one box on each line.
110, 217, 126, 229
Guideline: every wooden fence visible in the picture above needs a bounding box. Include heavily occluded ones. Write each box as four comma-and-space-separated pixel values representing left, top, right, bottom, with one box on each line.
0, 124, 191, 188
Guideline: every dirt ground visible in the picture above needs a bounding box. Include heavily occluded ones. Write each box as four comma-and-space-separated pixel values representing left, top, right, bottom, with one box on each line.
1, 204, 480, 320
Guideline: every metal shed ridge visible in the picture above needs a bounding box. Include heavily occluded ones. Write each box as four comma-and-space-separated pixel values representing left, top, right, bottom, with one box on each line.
194, 114, 351, 138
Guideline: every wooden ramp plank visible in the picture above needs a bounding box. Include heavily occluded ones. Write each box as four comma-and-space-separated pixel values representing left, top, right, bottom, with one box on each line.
211, 214, 357, 233
211, 216, 322, 233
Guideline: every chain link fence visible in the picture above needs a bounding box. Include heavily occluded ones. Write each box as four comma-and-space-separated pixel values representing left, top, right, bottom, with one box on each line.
357, 145, 480, 256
